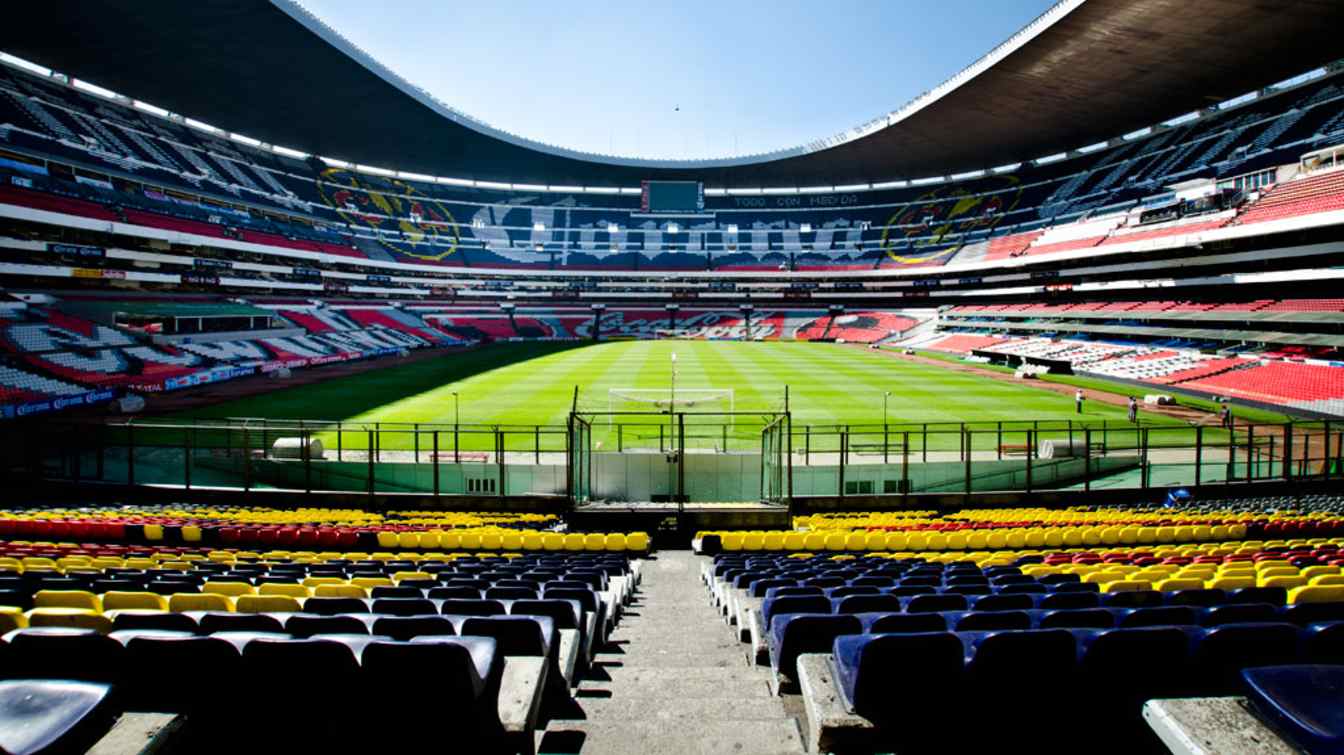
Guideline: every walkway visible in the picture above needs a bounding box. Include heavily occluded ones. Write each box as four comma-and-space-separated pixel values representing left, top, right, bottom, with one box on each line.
537, 550, 805, 755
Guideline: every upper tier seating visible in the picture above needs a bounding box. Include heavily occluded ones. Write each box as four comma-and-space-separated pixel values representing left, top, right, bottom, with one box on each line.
1237, 170, 1344, 226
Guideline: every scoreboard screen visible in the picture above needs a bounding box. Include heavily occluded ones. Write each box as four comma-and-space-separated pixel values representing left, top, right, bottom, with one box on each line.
641, 181, 704, 213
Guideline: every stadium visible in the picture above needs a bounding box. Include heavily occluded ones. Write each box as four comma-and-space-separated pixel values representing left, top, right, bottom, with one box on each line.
1, 0, 1344, 752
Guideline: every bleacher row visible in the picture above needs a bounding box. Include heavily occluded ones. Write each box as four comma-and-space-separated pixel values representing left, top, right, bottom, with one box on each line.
2, 56, 1344, 271
701, 501, 1344, 752
914, 331, 1344, 413
0, 303, 457, 405
0, 506, 650, 753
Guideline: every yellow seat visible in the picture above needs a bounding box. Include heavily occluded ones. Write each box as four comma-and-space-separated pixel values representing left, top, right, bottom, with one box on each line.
440, 532, 462, 550
258, 583, 310, 598
481, 533, 504, 550
846, 533, 869, 552
460, 533, 483, 550
169, 593, 234, 613
393, 572, 433, 584
351, 577, 393, 589
101, 591, 168, 611
782, 533, 806, 551
1287, 585, 1344, 605
1207, 576, 1257, 591
0, 606, 27, 634
1259, 575, 1308, 590
182, 525, 203, 543
1083, 571, 1128, 585
377, 531, 400, 548
720, 533, 744, 552
584, 533, 607, 551
32, 590, 101, 612
1153, 578, 1206, 592
626, 532, 650, 552
884, 532, 908, 551
1257, 567, 1300, 580
945, 532, 968, 551
542, 533, 565, 551
202, 581, 256, 597
804, 533, 828, 551
313, 584, 368, 599
905, 532, 928, 551
763, 533, 786, 551
1310, 575, 1344, 587
522, 533, 544, 551
825, 533, 849, 552
302, 577, 345, 588
25, 607, 111, 632
143, 524, 164, 542
1299, 566, 1339, 581
503, 533, 525, 551
236, 595, 303, 613
1103, 580, 1152, 593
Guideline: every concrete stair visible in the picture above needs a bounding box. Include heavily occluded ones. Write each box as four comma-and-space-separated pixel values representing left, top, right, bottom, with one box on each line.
537, 550, 804, 755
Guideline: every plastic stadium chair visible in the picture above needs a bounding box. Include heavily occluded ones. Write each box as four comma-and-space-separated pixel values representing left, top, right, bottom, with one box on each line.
1195, 623, 1302, 694
371, 615, 458, 642
858, 612, 948, 634
768, 613, 862, 681
0, 680, 116, 755
2, 628, 125, 684
833, 632, 964, 748
1241, 665, 1344, 754
120, 633, 241, 712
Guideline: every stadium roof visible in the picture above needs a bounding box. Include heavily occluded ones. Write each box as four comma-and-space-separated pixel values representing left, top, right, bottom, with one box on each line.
3, 0, 1344, 188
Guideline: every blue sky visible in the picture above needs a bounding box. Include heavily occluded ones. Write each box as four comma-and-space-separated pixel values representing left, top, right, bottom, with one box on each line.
301, 0, 1057, 160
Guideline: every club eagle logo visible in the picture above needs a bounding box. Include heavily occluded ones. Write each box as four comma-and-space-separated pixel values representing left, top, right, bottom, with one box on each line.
880, 175, 1024, 264
317, 168, 462, 260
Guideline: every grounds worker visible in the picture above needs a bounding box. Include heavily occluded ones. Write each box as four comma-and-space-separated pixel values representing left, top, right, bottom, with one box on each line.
1221, 404, 1233, 429
1127, 396, 1139, 423
1075, 389, 1084, 414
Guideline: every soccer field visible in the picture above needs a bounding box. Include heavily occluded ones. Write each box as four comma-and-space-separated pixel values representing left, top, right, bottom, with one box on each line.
166, 340, 1191, 451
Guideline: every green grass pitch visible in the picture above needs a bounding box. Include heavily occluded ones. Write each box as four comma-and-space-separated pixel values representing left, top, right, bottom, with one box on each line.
166, 341, 1213, 452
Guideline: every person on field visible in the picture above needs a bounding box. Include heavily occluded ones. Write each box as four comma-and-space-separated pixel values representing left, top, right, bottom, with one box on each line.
1221, 404, 1233, 429
1127, 396, 1138, 424
1075, 389, 1084, 414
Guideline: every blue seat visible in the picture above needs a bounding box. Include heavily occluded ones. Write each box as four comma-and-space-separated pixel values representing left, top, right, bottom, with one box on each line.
833, 632, 964, 732
510, 599, 582, 630
437, 599, 509, 617
1037, 608, 1115, 630
964, 629, 1077, 737
1166, 589, 1227, 608
768, 613, 862, 681
1284, 602, 1344, 627
970, 593, 1035, 612
363, 636, 499, 746
120, 633, 240, 712
285, 614, 371, 638
949, 610, 1031, 632
1, 629, 125, 684
1076, 627, 1195, 745
748, 578, 797, 598
1045, 581, 1096, 593
827, 586, 880, 599
1228, 587, 1287, 606
832, 594, 903, 615
857, 612, 947, 634
1195, 623, 1302, 695
427, 586, 483, 600
0, 680, 115, 755
197, 611, 285, 634
905, 594, 968, 614
1241, 665, 1344, 755
1305, 622, 1344, 664
1117, 606, 1198, 628
762, 595, 832, 627
1103, 591, 1163, 608
762, 586, 822, 601
460, 616, 553, 658
302, 597, 370, 615
1201, 603, 1278, 627
371, 598, 438, 617
1036, 591, 1101, 610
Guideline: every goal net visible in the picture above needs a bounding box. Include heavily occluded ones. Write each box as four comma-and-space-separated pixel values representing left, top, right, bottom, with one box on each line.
607, 388, 734, 419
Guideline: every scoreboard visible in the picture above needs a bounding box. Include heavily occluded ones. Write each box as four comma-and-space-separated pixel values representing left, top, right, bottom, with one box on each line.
641, 181, 704, 213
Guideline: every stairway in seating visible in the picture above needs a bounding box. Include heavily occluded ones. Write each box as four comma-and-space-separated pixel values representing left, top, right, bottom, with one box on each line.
538, 551, 804, 754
